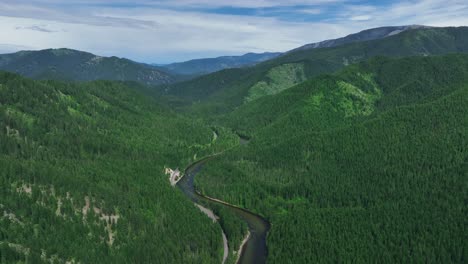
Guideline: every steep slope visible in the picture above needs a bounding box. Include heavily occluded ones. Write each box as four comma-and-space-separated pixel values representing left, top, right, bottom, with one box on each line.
161, 52, 281, 76
0, 48, 175, 85
164, 26, 468, 114
194, 54, 468, 263
224, 54, 468, 137
0, 72, 238, 263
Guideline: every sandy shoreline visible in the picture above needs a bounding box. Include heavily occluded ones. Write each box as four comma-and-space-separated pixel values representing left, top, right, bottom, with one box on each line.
222, 232, 228, 264
235, 231, 251, 264
195, 203, 229, 264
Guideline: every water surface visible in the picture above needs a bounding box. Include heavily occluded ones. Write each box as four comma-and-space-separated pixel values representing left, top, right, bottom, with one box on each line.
177, 156, 269, 264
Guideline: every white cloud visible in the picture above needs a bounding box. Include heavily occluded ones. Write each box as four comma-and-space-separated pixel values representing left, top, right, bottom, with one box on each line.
15, 24, 61, 33
339, 0, 468, 26
300, 8, 322, 14
350, 15, 372, 21
0, 0, 467, 63
155, 0, 343, 8
0, 3, 356, 63
3, 0, 344, 9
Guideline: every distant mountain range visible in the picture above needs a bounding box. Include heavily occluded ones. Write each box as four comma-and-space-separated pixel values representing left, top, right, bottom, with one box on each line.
158, 26, 429, 76
291, 25, 430, 52
0, 25, 460, 89
164, 26, 468, 114
0, 25, 435, 85
158, 52, 282, 76
0, 48, 175, 85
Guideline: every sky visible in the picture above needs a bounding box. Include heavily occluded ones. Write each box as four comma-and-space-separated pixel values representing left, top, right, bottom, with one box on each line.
0, 0, 467, 63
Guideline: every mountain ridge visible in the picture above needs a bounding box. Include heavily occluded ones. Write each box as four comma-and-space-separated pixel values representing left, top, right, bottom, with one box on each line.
0, 48, 176, 85
160, 52, 282, 76
163, 26, 468, 115
157, 25, 427, 76
290, 25, 431, 52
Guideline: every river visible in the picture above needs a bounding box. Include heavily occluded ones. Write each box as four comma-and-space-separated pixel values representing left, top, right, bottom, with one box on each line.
176, 138, 269, 264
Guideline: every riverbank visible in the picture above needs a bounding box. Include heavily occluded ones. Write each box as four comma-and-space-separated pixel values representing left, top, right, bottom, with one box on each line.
235, 231, 250, 264
175, 135, 269, 264
195, 204, 229, 264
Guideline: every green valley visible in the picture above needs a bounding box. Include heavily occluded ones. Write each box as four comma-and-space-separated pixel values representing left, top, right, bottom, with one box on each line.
163, 26, 468, 115
1, 18, 467, 264
194, 54, 468, 263
0, 72, 238, 263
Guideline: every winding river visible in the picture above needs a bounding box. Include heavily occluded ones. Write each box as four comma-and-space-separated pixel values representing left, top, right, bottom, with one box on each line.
176, 139, 270, 264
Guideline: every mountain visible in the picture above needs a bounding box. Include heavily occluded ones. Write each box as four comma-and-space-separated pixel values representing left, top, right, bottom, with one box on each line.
161, 25, 424, 77
1, 23, 467, 264
195, 54, 468, 263
290, 25, 430, 52
163, 26, 468, 114
160, 52, 282, 76
0, 71, 238, 263
0, 48, 176, 85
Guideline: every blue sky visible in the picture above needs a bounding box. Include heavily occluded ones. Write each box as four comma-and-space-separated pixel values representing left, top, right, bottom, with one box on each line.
0, 0, 467, 63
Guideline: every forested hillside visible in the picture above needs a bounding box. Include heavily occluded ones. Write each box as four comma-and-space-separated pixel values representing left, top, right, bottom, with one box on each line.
0, 72, 238, 263
194, 54, 468, 263
0, 49, 175, 85
1, 23, 467, 264
223, 54, 468, 138
164, 26, 468, 115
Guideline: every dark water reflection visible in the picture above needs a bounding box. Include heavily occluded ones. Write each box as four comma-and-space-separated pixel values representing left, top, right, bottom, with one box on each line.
177, 156, 269, 264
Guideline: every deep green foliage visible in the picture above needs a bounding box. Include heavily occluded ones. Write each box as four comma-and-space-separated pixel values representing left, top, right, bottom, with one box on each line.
1, 28, 468, 264
223, 54, 468, 138
164, 26, 468, 116
195, 54, 468, 263
0, 72, 237, 263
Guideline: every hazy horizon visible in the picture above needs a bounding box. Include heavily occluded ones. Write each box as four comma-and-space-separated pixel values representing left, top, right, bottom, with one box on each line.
1, 0, 467, 63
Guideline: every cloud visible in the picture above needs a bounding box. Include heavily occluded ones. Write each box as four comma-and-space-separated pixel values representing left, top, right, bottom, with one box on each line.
15, 24, 59, 33
338, 0, 468, 26
4, 0, 344, 9
0, 3, 355, 62
300, 8, 322, 15
0, 0, 467, 63
350, 15, 372, 21
155, 0, 343, 8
